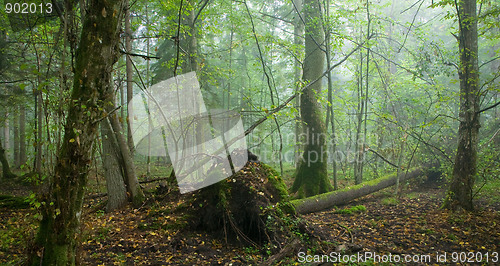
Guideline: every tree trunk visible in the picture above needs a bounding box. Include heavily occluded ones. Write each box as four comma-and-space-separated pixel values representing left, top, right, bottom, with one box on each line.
291, 167, 425, 214
186, 0, 198, 73
19, 105, 26, 167
30, 0, 126, 264
291, 0, 332, 197
323, 0, 338, 190
394, 134, 407, 196
3, 113, 9, 164
443, 0, 479, 212
293, 0, 303, 168
13, 111, 19, 168
0, 138, 16, 179
354, 53, 364, 184
101, 119, 128, 212
145, 4, 151, 176
108, 108, 144, 207
125, 0, 135, 155
35, 88, 43, 173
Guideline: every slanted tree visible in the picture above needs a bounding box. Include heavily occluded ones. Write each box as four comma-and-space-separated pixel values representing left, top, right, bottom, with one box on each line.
30, 0, 127, 264
100, 119, 128, 212
107, 106, 145, 206
291, 0, 332, 197
443, 0, 480, 211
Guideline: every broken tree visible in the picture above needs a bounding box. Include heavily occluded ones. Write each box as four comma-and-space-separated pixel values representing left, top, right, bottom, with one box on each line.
291, 167, 426, 214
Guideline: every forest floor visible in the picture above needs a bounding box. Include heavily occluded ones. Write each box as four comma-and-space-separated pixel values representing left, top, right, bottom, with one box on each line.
0, 169, 499, 265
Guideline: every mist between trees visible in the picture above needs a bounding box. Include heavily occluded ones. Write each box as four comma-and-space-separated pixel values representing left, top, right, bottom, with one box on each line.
0, 0, 498, 264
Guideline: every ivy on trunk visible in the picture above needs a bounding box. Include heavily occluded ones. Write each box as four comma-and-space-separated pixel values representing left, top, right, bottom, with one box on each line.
30, 0, 126, 264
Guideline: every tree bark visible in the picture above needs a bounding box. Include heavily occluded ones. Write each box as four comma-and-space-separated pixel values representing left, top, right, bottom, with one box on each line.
293, 0, 303, 168
323, 0, 338, 191
19, 105, 26, 167
291, 0, 332, 197
100, 119, 128, 212
108, 108, 144, 207
3, 113, 9, 164
125, 0, 135, 155
0, 137, 16, 179
291, 167, 425, 214
443, 0, 480, 212
30, 0, 126, 264
13, 111, 19, 168
186, 0, 198, 73
35, 87, 43, 173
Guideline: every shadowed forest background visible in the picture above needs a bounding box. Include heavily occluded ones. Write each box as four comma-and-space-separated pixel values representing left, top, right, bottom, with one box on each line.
0, 0, 499, 265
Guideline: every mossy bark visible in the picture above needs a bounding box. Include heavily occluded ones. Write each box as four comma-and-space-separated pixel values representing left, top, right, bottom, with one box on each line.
291, 167, 425, 214
30, 0, 126, 264
443, 0, 479, 212
191, 163, 297, 246
291, 0, 332, 198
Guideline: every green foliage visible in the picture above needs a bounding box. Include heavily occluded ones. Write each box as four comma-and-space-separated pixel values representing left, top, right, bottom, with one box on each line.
334, 205, 367, 215
0, 195, 29, 209
381, 197, 399, 206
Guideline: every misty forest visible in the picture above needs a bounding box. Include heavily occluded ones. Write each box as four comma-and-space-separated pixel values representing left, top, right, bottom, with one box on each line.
0, 0, 499, 264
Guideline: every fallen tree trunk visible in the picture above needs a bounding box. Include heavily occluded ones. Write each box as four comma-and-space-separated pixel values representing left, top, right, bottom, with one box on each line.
291, 167, 425, 214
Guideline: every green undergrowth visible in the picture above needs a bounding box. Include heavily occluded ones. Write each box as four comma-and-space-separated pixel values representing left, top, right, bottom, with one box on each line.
0, 195, 29, 209
334, 205, 367, 215
381, 197, 399, 206
476, 178, 500, 204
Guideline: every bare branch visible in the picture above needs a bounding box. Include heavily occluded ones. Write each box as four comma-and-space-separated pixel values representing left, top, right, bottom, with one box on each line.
367, 148, 399, 168
479, 56, 500, 69
477, 101, 500, 114
194, 0, 210, 24
398, 0, 424, 52
119, 49, 160, 60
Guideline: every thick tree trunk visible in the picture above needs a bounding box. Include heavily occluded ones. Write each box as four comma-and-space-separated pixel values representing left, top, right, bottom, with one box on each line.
291, 0, 332, 197
443, 0, 480, 212
291, 167, 425, 214
30, 0, 126, 264
101, 119, 128, 212
0, 138, 16, 179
